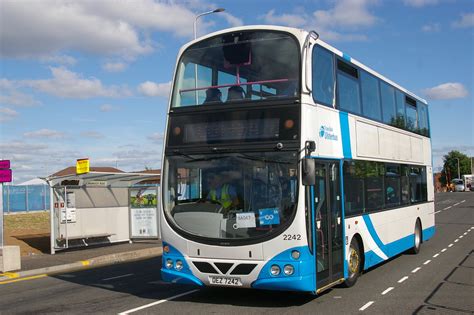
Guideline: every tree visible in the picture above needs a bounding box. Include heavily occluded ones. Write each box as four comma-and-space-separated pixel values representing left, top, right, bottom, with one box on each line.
440, 150, 471, 185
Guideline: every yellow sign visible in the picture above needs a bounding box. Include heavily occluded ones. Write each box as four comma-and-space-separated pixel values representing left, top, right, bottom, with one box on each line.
76, 158, 90, 174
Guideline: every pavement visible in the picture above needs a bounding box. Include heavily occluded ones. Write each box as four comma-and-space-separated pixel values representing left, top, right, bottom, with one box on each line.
0, 239, 162, 282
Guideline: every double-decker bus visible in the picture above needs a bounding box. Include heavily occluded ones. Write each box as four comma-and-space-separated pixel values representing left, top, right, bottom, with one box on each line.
160, 25, 434, 294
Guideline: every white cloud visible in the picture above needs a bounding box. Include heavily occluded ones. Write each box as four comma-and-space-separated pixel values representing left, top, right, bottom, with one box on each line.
423, 82, 469, 100
312, 0, 379, 29
0, 79, 41, 107
24, 128, 66, 139
0, 107, 19, 122
221, 12, 244, 28
100, 104, 119, 112
23, 67, 131, 99
39, 54, 77, 66
103, 62, 128, 73
0, 0, 242, 60
260, 0, 378, 42
260, 10, 307, 28
403, 0, 438, 7
421, 23, 440, 32
452, 13, 474, 28
80, 131, 105, 139
138, 81, 171, 97
148, 132, 164, 143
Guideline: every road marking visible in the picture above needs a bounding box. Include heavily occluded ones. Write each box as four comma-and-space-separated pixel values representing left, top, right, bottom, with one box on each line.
463, 232, 467, 236
454, 239, 459, 243
103, 273, 134, 281
433, 253, 440, 258
448, 244, 453, 247
441, 248, 447, 252
443, 206, 452, 210
381, 287, 394, 295
359, 301, 374, 311
411, 267, 421, 273
0, 274, 47, 285
453, 202, 461, 206
0, 272, 19, 279
435, 211, 441, 214
398, 276, 409, 283
423, 260, 431, 265
118, 289, 200, 314
460, 235, 464, 239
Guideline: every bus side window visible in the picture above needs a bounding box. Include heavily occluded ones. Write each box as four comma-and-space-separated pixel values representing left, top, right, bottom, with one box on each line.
312, 45, 335, 107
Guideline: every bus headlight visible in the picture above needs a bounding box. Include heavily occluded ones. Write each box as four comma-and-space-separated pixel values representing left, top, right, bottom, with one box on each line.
291, 250, 300, 260
175, 260, 184, 271
270, 265, 280, 276
284, 264, 294, 276
165, 259, 173, 269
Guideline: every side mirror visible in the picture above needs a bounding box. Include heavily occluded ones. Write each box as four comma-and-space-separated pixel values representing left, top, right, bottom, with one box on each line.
302, 158, 316, 186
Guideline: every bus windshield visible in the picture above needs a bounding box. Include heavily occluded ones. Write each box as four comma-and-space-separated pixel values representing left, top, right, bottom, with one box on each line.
171, 30, 300, 107
163, 152, 298, 241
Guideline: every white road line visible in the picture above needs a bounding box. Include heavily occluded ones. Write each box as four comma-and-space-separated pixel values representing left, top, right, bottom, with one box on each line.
423, 260, 431, 265
441, 248, 447, 252
460, 235, 464, 239
119, 289, 200, 314
464, 232, 467, 236
411, 267, 421, 273
443, 206, 452, 210
448, 244, 454, 247
454, 239, 459, 243
433, 253, 440, 258
453, 202, 461, 206
381, 287, 394, 295
435, 211, 441, 214
398, 276, 409, 283
102, 273, 133, 281
359, 301, 375, 311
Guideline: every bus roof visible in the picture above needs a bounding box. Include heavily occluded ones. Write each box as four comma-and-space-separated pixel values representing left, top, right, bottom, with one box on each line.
184, 25, 428, 105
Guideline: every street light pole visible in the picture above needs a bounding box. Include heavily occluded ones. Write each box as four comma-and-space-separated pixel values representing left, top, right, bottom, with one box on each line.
455, 157, 460, 179
193, 8, 225, 105
193, 8, 225, 40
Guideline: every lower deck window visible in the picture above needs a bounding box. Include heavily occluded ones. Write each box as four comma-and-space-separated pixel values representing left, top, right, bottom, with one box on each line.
344, 160, 428, 217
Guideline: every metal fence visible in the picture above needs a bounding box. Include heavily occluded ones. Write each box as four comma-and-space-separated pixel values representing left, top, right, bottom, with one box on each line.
2, 184, 50, 212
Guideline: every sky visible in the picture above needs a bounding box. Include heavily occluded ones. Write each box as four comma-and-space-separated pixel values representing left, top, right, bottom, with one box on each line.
0, 0, 473, 184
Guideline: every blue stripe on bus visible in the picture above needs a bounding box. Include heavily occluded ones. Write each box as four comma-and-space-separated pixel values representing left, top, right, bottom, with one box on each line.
423, 226, 435, 241
342, 53, 351, 62
339, 112, 352, 158
362, 215, 388, 256
362, 215, 437, 269
252, 246, 315, 293
161, 242, 204, 287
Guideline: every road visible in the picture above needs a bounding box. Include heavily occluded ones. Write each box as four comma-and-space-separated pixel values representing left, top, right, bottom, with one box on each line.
0, 192, 473, 314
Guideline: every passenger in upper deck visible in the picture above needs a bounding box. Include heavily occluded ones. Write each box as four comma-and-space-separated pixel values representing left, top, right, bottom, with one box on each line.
226, 85, 245, 102
203, 88, 222, 104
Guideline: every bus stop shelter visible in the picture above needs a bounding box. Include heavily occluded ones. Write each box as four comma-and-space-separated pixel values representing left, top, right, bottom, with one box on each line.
45, 171, 160, 254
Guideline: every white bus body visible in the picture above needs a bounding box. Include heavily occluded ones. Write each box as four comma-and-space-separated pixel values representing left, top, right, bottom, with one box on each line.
160, 25, 434, 294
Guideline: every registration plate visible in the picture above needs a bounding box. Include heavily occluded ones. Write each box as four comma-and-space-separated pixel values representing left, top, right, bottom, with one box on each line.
209, 276, 242, 286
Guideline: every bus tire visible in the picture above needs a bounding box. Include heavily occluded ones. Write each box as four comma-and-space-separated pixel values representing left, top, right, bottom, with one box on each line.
344, 238, 362, 288
409, 220, 422, 254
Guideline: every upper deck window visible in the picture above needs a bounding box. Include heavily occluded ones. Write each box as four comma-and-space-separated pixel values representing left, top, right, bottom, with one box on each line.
171, 30, 300, 107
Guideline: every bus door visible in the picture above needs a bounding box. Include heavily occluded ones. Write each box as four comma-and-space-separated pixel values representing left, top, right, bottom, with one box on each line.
313, 161, 344, 290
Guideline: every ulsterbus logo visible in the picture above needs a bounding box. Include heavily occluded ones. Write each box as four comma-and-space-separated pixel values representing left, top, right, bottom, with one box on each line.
319, 125, 338, 141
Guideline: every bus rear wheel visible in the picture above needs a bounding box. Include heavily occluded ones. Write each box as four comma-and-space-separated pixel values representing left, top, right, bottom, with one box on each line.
409, 221, 422, 254
344, 238, 361, 288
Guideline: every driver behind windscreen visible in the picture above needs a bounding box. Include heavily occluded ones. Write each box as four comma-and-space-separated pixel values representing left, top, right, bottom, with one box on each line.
206, 172, 239, 211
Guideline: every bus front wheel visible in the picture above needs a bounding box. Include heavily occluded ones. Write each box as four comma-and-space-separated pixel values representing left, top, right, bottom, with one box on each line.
344, 238, 362, 288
